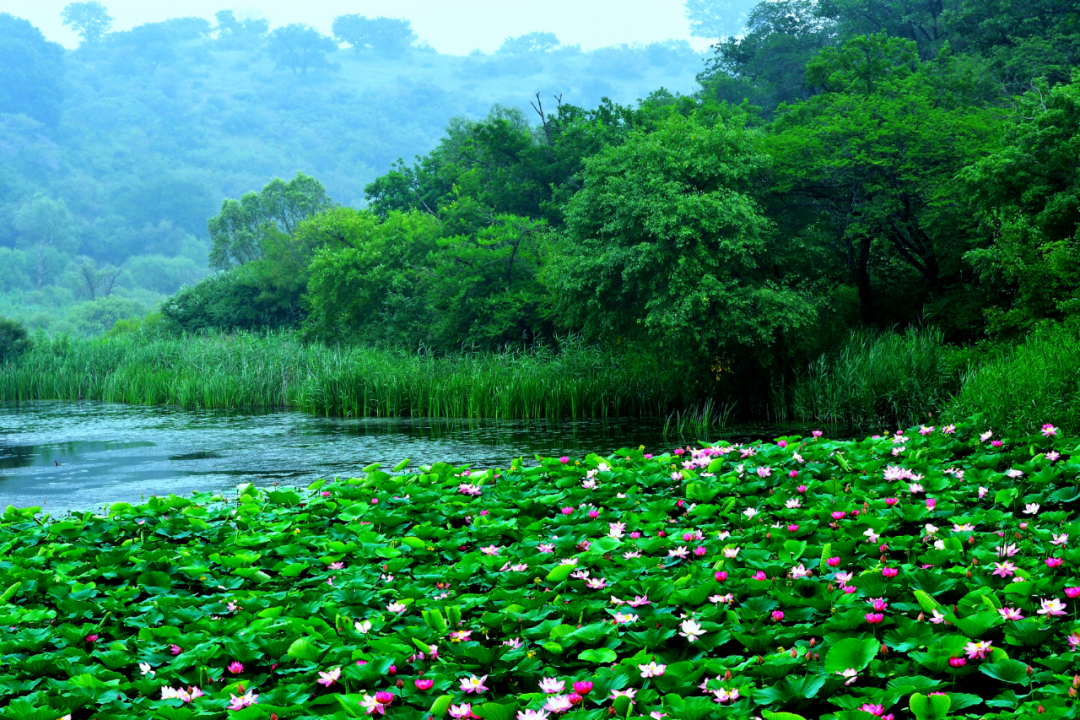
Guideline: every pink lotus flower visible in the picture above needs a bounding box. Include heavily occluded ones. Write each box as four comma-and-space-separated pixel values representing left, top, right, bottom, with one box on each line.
1052, 534, 1069, 546
544, 695, 573, 714
517, 711, 550, 720
714, 571, 728, 581
448, 703, 476, 719
627, 595, 651, 607
573, 681, 593, 695
460, 674, 488, 694
999, 607, 1024, 621
227, 689, 258, 710
227, 661, 243, 674
1066, 587, 1080, 598
1047, 557, 1064, 569
318, 667, 341, 687
884, 498, 898, 506
992, 561, 1017, 578
559, 457, 569, 463
170, 644, 182, 655
1038, 598, 1068, 617
826, 557, 840, 567
949, 656, 966, 667
926, 498, 936, 510
751, 571, 767, 581
1042, 424, 1059, 437
882, 568, 898, 578
771, 610, 784, 622
965, 640, 993, 659
560, 507, 574, 515
415, 678, 434, 691
539, 678, 565, 694
865, 613, 884, 624
797, 484, 808, 493
85, 634, 99, 644
638, 660, 666, 678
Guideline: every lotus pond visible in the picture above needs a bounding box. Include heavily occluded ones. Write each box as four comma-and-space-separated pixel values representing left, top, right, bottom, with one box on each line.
1, 420, 1079, 720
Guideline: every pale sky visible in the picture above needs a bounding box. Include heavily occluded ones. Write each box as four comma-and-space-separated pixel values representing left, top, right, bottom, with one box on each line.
5, 0, 714, 55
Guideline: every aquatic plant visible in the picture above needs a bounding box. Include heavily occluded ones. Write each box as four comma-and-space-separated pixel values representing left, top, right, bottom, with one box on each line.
0, 332, 688, 420
0, 419, 1075, 718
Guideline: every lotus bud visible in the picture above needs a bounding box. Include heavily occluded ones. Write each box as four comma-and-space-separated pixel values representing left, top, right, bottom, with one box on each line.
966, 570, 972, 578
767, 532, 772, 539
1016, 531, 1023, 539
396, 679, 404, 689
1027, 666, 1034, 676
880, 644, 889, 655
608, 708, 617, 717
1038, 705, 1045, 714
880, 554, 887, 563
968, 535, 975, 545
809, 638, 816, 647
918, 612, 925, 622
972, 558, 978, 565
790, 648, 797, 657
757, 655, 764, 665
1070, 688, 1077, 698
827, 583, 834, 592
1074, 674, 1080, 688
813, 653, 820, 661
724, 670, 732, 680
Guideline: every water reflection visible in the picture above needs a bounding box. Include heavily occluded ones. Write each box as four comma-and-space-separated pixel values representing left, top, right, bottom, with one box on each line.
0, 401, 842, 514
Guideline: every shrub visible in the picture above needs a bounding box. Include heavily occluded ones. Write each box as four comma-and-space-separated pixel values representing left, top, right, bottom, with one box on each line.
0, 316, 31, 363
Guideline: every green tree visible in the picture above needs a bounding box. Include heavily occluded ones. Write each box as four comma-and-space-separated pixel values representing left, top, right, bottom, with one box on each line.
548, 110, 818, 372
267, 23, 339, 75
766, 34, 998, 326
498, 32, 560, 54
61, 1, 113, 45
331, 15, 415, 56
13, 195, 79, 289
685, 0, 760, 40
700, 0, 836, 113
962, 76, 1080, 336
816, 0, 959, 58
214, 10, 268, 48
949, 0, 1080, 89
304, 209, 442, 344
0, 316, 31, 364
208, 173, 334, 270
0, 14, 65, 127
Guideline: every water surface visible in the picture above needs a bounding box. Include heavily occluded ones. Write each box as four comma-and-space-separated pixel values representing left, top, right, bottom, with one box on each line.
0, 402, 831, 514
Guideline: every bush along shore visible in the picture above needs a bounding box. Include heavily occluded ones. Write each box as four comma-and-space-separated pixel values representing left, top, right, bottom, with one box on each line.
2, 420, 1079, 718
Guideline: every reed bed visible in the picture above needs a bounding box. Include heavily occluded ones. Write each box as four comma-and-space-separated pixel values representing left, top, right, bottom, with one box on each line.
947, 321, 1080, 434
0, 332, 688, 420
789, 326, 960, 428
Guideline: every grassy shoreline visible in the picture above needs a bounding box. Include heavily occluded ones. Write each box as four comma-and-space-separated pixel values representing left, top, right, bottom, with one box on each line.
0, 333, 689, 421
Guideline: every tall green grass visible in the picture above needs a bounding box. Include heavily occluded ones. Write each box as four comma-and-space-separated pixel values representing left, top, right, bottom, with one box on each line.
0, 332, 689, 420
946, 321, 1080, 433
790, 327, 961, 428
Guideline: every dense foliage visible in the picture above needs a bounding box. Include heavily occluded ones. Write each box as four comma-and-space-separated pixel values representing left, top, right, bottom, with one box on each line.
3, 0, 1079, 423
0, 8, 704, 334
2, 421, 1080, 718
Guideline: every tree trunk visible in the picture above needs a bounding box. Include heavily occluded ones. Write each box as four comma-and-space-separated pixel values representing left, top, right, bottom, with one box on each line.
37, 239, 45, 290
849, 236, 875, 325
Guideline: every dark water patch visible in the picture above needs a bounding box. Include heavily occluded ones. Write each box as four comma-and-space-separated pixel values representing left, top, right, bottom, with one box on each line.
0, 401, 849, 513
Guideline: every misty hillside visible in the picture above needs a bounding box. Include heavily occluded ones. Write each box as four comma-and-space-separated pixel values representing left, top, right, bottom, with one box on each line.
0, 12, 706, 334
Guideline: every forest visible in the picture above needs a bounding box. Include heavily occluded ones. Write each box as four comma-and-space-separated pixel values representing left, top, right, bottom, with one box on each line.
0, 3, 705, 335
2, 0, 1080, 429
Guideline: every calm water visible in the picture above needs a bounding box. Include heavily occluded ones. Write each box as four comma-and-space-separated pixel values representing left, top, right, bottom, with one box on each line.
0, 401, 831, 513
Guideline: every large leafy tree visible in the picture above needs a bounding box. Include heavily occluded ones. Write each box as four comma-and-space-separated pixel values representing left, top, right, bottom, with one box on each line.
61, 2, 112, 45
700, 0, 836, 113
208, 173, 334, 270
949, 0, 1080, 89
331, 15, 415, 56
766, 33, 999, 327
0, 14, 65, 127
962, 76, 1080, 335
13, 195, 80, 289
548, 109, 818, 372
267, 24, 339, 75
685, 0, 760, 40
815, 0, 960, 58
